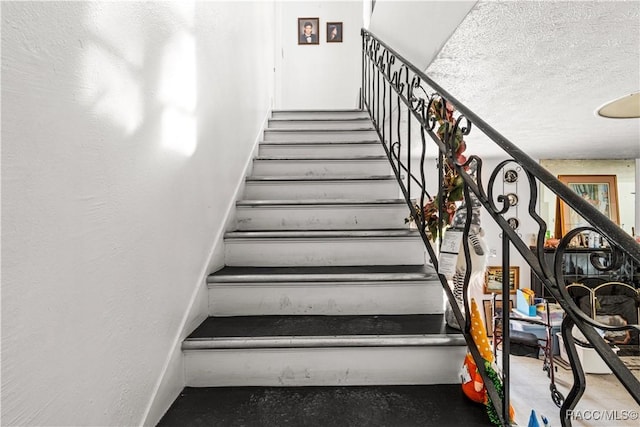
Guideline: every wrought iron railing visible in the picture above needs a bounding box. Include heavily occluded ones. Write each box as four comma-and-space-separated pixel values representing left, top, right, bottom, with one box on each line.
361, 28, 640, 426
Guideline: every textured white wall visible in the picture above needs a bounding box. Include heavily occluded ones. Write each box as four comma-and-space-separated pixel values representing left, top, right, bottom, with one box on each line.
1, 2, 274, 426
369, 0, 476, 70
479, 158, 537, 296
636, 159, 640, 236
276, 1, 363, 109
426, 1, 640, 159
539, 159, 637, 236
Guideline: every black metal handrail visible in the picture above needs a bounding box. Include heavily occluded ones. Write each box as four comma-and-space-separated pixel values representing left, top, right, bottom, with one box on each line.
361, 28, 640, 426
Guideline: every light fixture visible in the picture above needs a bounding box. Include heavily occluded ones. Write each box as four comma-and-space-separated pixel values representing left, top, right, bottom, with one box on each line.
596, 91, 640, 119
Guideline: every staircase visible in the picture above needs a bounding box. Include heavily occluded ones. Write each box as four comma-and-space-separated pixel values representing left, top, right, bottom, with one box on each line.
158, 110, 489, 426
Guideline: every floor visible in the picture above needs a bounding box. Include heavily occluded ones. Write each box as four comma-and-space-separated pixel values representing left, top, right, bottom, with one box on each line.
158, 385, 491, 426
507, 349, 640, 427
157, 351, 638, 426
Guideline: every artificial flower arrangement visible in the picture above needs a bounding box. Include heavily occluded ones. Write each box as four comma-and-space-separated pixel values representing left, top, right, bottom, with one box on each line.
403, 98, 513, 424
405, 98, 468, 240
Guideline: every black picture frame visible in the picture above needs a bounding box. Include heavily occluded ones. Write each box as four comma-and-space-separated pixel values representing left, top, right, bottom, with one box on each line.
327, 22, 343, 43
298, 18, 320, 45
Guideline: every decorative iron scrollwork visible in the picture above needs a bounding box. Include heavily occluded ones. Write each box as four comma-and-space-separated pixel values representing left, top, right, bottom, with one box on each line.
361, 28, 639, 425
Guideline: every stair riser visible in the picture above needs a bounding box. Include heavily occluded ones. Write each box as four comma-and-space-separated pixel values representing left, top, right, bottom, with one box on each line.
208, 281, 444, 315
244, 180, 399, 200
263, 130, 379, 142
259, 143, 382, 157
236, 204, 407, 230
272, 111, 369, 120
252, 159, 391, 176
268, 120, 374, 130
184, 346, 466, 386
224, 238, 425, 267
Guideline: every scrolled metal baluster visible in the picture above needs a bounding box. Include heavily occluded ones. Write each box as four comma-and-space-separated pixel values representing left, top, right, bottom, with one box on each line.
490, 190, 511, 216
408, 76, 423, 110
419, 127, 428, 233
386, 52, 396, 81
402, 65, 410, 197
486, 160, 517, 215
518, 167, 552, 279
382, 68, 390, 145
396, 87, 402, 181
371, 40, 380, 126
423, 94, 439, 132
553, 228, 640, 410
452, 114, 472, 136
395, 66, 407, 101
559, 315, 585, 427
450, 115, 472, 164
589, 244, 624, 272
464, 155, 486, 197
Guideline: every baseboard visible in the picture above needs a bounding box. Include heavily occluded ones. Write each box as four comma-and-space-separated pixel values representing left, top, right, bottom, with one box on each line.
140, 107, 272, 426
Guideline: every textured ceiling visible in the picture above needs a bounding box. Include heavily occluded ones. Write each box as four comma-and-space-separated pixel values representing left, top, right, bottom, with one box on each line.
426, 0, 640, 159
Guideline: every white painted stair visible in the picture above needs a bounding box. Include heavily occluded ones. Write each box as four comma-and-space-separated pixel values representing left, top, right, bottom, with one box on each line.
183, 315, 466, 387
271, 109, 369, 120
236, 199, 407, 230
243, 175, 399, 199
183, 110, 464, 388
252, 155, 391, 176
224, 230, 425, 267
207, 266, 445, 316
259, 140, 381, 157
267, 117, 375, 130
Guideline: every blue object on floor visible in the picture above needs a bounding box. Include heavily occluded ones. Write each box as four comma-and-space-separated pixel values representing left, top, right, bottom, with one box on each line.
541, 414, 550, 426
528, 409, 541, 427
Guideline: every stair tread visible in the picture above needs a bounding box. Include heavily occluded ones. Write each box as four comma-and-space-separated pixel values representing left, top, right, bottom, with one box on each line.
208, 264, 436, 283
158, 385, 491, 427
273, 109, 366, 113
186, 314, 458, 340
255, 155, 387, 160
260, 140, 379, 145
224, 229, 419, 239
246, 175, 395, 181
265, 127, 375, 132
269, 117, 372, 122
237, 198, 405, 206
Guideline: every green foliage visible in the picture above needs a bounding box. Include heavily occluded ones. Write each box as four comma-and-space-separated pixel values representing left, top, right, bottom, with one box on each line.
484, 361, 512, 426
407, 98, 468, 241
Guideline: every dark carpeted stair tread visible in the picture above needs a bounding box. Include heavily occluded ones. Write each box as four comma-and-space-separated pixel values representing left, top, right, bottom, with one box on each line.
157, 385, 492, 426
186, 314, 458, 339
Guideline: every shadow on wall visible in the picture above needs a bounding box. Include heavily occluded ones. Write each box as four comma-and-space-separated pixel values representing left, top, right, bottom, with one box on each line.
1, 2, 209, 426
78, 1, 198, 156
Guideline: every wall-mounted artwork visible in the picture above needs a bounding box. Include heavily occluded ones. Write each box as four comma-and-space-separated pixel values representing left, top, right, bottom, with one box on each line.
298, 18, 319, 45
556, 174, 619, 237
483, 299, 514, 337
484, 266, 520, 294
327, 22, 343, 43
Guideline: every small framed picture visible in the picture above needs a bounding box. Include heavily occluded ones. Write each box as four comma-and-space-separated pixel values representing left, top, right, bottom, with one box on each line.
484, 266, 520, 294
298, 18, 319, 45
483, 299, 514, 337
327, 22, 343, 43
504, 169, 518, 183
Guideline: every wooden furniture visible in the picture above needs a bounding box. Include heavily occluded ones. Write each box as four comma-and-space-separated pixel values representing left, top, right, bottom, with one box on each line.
530, 247, 639, 302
